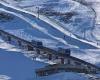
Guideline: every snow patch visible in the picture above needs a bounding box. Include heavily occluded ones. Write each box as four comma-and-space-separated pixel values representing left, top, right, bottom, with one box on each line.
0, 75, 11, 80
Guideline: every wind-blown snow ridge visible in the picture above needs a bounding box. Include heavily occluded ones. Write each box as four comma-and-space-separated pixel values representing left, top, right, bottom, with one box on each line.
0, 1, 100, 49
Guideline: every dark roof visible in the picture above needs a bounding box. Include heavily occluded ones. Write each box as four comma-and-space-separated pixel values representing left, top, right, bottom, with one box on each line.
35, 63, 99, 73
70, 56, 100, 70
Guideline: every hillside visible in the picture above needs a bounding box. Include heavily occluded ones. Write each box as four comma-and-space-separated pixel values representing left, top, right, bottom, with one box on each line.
0, 1, 100, 49
2, 0, 99, 43
0, 0, 100, 80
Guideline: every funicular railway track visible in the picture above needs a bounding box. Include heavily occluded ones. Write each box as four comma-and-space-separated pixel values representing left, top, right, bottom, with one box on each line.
0, 29, 100, 78
85, 74, 100, 80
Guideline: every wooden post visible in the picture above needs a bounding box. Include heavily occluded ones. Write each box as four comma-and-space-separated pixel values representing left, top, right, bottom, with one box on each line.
36, 49, 40, 54
7, 36, 11, 42
48, 54, 52, 60
61, 57, 64, 64
17, 40, 21, 46
55, 56, 58, 59
27, 45, 34, 51
67, 59, 70, 64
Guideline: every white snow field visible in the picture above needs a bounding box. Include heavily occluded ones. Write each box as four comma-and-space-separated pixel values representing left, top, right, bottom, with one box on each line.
1, 0, 99, 42
0, 1, 100, 49
0, 75, 11, 80
11, 0, 100, 43
0, 0, 100, 80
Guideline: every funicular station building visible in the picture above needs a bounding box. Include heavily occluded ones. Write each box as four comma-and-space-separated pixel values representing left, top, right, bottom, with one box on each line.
0, 29, 100, 76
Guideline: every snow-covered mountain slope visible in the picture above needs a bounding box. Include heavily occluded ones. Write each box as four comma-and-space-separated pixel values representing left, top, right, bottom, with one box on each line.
0, 6, 69, 49
1, 0, 95, 40
4, 0, 100, 43
0, 1, 100, 49
76, 0, 100, 24
92, 24, 100, 41
71, 49, 100, 66
0, 0, 100, 80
